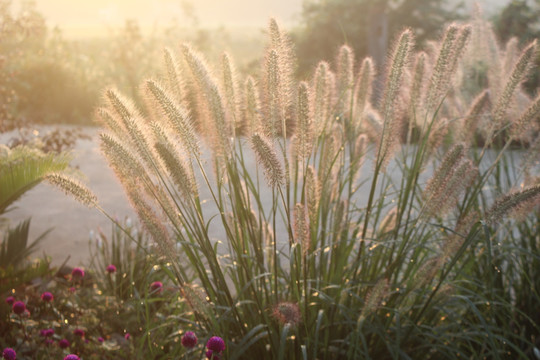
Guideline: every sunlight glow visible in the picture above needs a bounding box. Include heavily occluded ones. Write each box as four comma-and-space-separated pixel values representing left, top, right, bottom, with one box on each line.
33, 0, 303, 38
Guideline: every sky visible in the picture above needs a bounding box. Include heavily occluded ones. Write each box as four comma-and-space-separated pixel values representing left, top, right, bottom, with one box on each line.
30, 0, 510, 38
32, 0, 304, 37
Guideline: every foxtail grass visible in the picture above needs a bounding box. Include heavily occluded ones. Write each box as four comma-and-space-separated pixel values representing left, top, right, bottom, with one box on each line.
76, 17, 540, 359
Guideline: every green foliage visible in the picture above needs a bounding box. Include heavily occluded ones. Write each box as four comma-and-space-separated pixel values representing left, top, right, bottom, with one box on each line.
0, 257, 52, 296
88, 220, 196, 359
89, 219, 164, 301
13, 59, 98, 125
0, 221, 187, 360
0, 143, 70, 297
0, 218, 49, 271
0, 145, 71, 214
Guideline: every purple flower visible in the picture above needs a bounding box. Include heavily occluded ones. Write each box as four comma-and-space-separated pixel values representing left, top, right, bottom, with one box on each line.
44, 339, 54, 346
97, 337, 104, 343
2, 348, 16, 360
181, 331, 198, 348
39, 328, 54, 337
63, 355, 80, 360
150, 281, 163, 293
12, 301, 25, 315
69, 287, 76, 293
106, 264, 117, 273
40, 291, 54, 302
124, 333, 130, 340
58, 339, 70, 349
73, 328, 85, 337
206, 350, 221, 360
71, 267, 85, 279
5, 296, 14, 305
206, 336, 225, 352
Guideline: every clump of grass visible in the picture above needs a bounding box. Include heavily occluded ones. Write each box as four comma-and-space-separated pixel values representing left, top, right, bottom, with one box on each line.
83, 17, 540, 359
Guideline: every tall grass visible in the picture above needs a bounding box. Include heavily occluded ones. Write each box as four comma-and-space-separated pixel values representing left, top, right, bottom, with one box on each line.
54, 17, 540, 359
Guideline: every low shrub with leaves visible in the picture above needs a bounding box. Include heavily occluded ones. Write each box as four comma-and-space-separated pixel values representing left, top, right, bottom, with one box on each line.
1, 221, 191, 360
38, 16, 540, 359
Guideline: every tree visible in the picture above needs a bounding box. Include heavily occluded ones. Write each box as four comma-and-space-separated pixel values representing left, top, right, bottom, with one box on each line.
0, 0, 47, 131
493, 0, 540, 94
493, 0, 540, 44
294, 0, 463, 76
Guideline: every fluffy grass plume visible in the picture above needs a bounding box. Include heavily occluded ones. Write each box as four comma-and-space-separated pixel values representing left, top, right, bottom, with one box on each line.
251, 133, 285, 187
485, 184, 540, 226
45, 173, 98, 208
489, 40, 537, 138
377, 28, 413, 169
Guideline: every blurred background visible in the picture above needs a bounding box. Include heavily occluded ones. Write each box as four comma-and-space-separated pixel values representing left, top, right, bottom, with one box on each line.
1, 0, 538, 132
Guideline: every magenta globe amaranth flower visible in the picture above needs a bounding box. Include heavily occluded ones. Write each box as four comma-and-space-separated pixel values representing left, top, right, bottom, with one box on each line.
97, 336, 104, 343
5, 296, 14, 305
106, 264, 117, 273
124, 333, 130, 340
181, 331, 198, 348
12, 301, 25, 315
63, 355, 80, 360
71, 267, 85, 279
2, 348, 16, 360
150, 281, 163, 293
40, 291, 54, 302
206, 336, 225, 352
58, 339, 70, 349
73, 328, 85, 337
